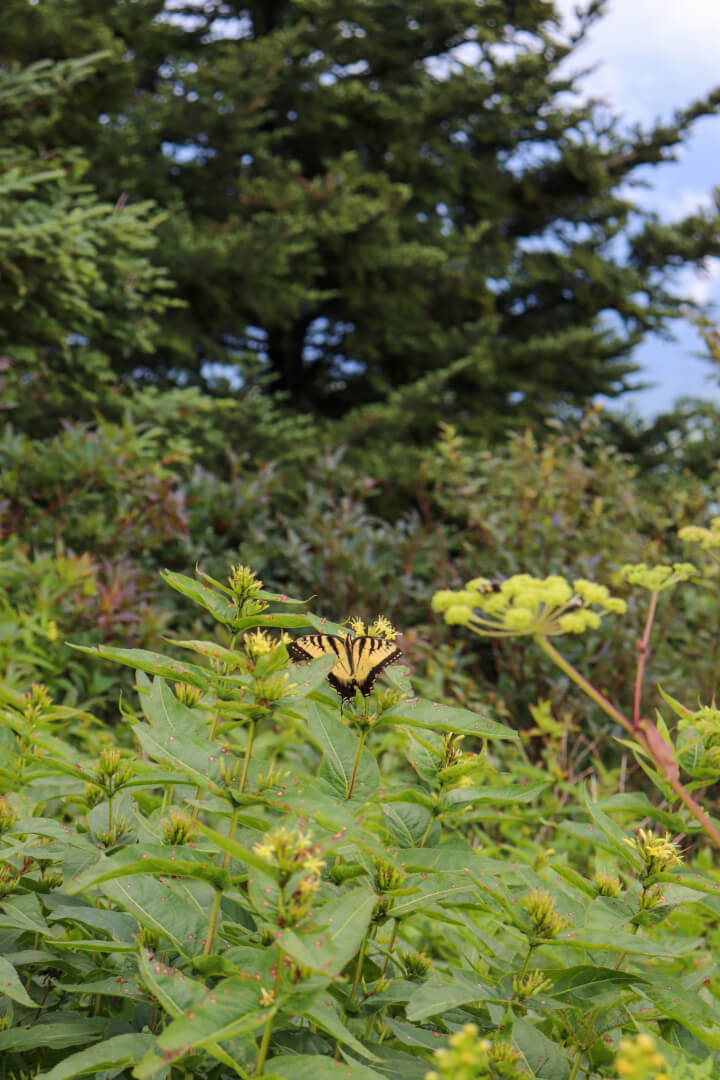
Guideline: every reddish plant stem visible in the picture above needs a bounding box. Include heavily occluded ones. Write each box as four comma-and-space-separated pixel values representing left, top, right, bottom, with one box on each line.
633, 590, 658, 731
536, 635, 720, 850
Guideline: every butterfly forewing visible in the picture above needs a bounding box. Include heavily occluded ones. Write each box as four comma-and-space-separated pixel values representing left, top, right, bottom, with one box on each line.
288, 633, 402, 707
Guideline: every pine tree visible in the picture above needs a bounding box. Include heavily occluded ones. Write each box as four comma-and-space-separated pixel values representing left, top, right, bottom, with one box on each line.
0, 50, 175, 434
4, 1, 720, 438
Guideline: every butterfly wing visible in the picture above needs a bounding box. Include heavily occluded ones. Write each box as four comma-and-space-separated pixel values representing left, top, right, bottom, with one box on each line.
349, 637, 403, 698
287, 634, 356, 704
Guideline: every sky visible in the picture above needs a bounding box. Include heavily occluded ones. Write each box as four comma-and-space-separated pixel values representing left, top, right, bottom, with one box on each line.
555, 0, 720, 417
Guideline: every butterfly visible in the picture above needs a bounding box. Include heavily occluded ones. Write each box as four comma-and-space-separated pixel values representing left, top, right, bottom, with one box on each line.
287, 634, 402, 710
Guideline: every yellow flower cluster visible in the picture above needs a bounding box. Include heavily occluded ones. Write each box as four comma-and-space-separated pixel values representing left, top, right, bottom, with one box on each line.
524, 888, 568, 940
618, 562, 697, 592
623, 829, 682, 879
614, 1033, 670, 1080
228, 564, 268, 617
432, 575, 625, 638
679, 516, 720, 555
349, 614, 398, 640
252, 827, 325, 880
425, 1024, 525, 1080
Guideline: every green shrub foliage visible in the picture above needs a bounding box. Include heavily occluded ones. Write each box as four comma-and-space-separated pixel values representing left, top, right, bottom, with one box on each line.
1, 563, 720, 1078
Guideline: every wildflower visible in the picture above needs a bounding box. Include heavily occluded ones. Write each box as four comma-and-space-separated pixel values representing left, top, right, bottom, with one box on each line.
244, 629, 275, 658
679, 516, 720, 559
614, 1032, 670, 1079
228, 564, 268, 617
259, 987, 275, 1006
0, 798, 18, 835
594, 872, 622, 897
618, 562, 697, 592
251, 827, 325, 886
401, 950, 433, 978
524, 889, 568, 940
349, 616, 367, 635
175, 682, 202, 705
513, 971, 552, 999
367, 615, 398, 641
425, 1023, 526, 1080
162, 810, 195, 846
623, 829, 682, 881
432, 574, 625, 639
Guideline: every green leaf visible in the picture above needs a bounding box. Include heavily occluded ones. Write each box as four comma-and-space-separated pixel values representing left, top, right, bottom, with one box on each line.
640, 975, 720, 1049
135, 976, 264, 1074
70, 643, 210, 689
0, 1017, 106, 1053
442, 780, 550, 807
133, 722, 224, 794
547, 965, 648, 1007
278, 890, 377, 977
382, 802, 433, 847
99, 875, 208, 958
307, 703, 380, 802
381, 698, 516, 741
0, 955, 36, 1006
406, 968, 496, 1020
514, 1015, 571, 1079
36, 1033, 155, 1080
161, 569, 239, 622
267, 1056, 386, 1080
68, 845, 230, 894
307, 995, 380, 1060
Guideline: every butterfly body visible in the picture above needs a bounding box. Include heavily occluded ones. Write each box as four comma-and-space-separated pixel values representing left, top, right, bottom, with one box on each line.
287, 633, 402, 708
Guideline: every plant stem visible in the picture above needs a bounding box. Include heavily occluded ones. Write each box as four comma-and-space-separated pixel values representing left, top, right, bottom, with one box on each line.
203, 804, 239, 955
347, 728, 367, 800
349, 927, 371, 1005
516, 943, 534, 982
380, 920, 399, 977
633, 590, 658, 730
239, 719, 256, 794
255, 956, 282, 1076
568, 1047, 584, 1080
536, 636, 634, 738
536, 635, 720, 849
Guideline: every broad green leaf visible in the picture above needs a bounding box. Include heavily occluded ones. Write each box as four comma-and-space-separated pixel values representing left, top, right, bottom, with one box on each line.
37, 1033, 155, 1080
549, 929, 672, 956
307, 703, 380, 802
382, 802, 433, 847
161, 569, 239, 621
0, 1017, 106, 1053
640, 975, 720, 1049
137, 975, 265, 1065
442, 781, 550, 808
547, 965, 648, 1007
267, 1056, 386, 1080
380, 698, 516, 741
279, 890, 377, 977
134, 722, 223, 794
0, 955, 36, 1006
100, 876, 208, 958
70, 643, 211, 688
137, 951, 248, 1076
514, 1016, 571, 1079
307, 995, 380, 1060
68, 846, 230, 894
406, 968, 496, 1020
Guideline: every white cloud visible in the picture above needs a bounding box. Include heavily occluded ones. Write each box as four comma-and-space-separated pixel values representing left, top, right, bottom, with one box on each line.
555, 0, 720, 122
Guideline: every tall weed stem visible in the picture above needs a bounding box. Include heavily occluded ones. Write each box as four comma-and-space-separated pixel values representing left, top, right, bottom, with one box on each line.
537, 635, 720, 849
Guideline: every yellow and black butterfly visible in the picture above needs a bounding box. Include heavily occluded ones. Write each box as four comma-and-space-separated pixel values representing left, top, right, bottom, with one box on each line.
287, 634, 402, 710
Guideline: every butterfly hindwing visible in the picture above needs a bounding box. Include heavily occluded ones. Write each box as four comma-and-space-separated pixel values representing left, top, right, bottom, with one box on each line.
287, 634, 355, 704
348, 636, 403, 698
288, 633, 402, 707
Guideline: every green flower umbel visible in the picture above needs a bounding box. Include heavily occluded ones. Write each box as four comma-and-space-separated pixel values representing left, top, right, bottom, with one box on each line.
432, 574, 626, 638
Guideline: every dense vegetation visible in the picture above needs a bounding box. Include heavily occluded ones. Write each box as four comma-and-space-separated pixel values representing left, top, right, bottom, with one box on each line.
3, 2, 720, 1078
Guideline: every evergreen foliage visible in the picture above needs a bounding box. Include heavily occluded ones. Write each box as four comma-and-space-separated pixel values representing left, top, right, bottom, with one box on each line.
4, 1, 720, 436
0, 52, 175, 436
